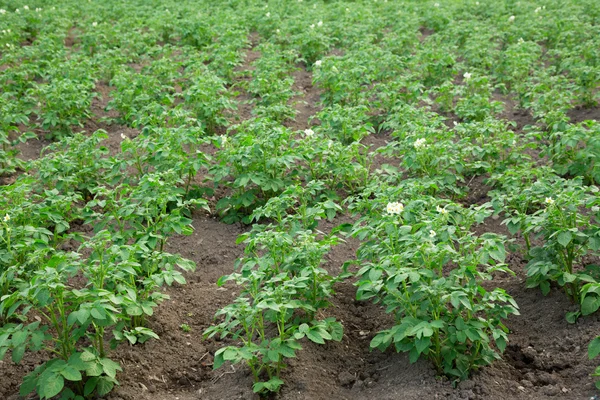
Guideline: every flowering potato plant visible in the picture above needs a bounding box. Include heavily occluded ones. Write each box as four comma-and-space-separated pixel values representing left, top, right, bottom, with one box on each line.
349, 184, 517, 382
491, 167, 600, 309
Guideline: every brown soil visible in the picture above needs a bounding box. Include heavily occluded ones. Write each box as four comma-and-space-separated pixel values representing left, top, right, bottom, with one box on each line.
568, 105, 600, 124
284, 65, 322, 132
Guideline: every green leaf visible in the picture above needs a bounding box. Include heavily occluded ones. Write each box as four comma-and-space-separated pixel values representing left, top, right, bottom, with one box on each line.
86, 361, 104, 377
267, 349, 279, 362
11, 344, 26, 364
84, 377, 98, 396
565, 311, 580, 324
589, 337, 600, 359
68, 353, 89, 371
253, 376, 284, 393
90, 307, 106, 320
60, 366, 82, 382
563, 272, 577, 283
507, 220, 520, 235
96, 377, 115, 396
100, 358, 121, 379
20, 371, 38, 396
557, 231, 572, 247
298, 323, 310, 334
582, 295, 600, 316
329, 322, 344, 342
278, 344, 296, 358
11, 330, 28, 347
415, 336, 431, 355
39, 373, 64, 399
495, 336, 507, 353
306, 329, 325, 344
489, 246, 506, 263
30, 330, 46, 350
80, 350, 96, 362
213, 349, 226, 370
0, 332, 9, 348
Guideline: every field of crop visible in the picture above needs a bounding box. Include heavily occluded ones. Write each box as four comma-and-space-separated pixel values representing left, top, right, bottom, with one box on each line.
1, 0, 600, 399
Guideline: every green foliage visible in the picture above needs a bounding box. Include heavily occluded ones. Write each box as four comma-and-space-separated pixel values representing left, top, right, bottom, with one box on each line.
349, 185, 518, 383
2, 0, 600, 396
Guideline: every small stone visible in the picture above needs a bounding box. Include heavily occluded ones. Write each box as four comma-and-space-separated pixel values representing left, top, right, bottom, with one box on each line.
339, 371, 356, 387
517, 386, 525, 391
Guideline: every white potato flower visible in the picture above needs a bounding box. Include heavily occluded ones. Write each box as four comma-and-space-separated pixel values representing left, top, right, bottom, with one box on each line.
535, 7, 542, 13
121, 133, 127, 140
314, 59, 322, 67
92, 21, 98, 27
266, 12, 270, 17
436, 205, 448, 215
0, 9, 6, 14
508, 15, 515, 22
413, 138, 427, 149
434, 3, 440, 7
310, 24, 315, 29
463, 72, 472, 80
518, 37, 525, 44
317, 20, 323, 27
304, 129, 315, 137
429, 230, 437, 238
386, 202, 404, 215
23, 5, 29, 10
3, 214, 10, 222
545, 197, 554, 205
